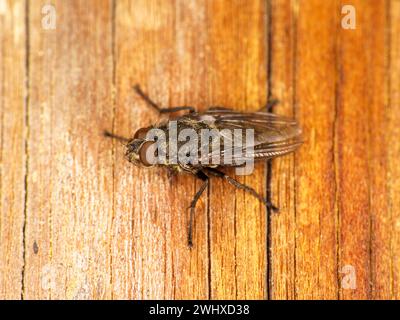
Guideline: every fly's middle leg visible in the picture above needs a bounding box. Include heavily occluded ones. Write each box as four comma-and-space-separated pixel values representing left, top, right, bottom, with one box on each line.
206, 167, 279, 212
187, 170, 209, 248
133, 84, 195, 115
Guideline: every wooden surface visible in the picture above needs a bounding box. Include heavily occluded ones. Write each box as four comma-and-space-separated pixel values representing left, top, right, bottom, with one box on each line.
0, 0, 399, 300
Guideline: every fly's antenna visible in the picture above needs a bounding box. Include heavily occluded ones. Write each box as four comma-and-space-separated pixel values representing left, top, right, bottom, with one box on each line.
103, 130, 130, 146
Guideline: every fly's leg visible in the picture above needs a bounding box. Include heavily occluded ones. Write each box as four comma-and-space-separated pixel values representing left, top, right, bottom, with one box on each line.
206, 168, 279, 212
188, 170, 209, 248
266, 98, 279, 111
258, 99, 280, 112
167, 167, 178, 183
133, 84, 195, 114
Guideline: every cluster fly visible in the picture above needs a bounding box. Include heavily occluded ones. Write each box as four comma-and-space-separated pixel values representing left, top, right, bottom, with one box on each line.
105, 85, 303, 247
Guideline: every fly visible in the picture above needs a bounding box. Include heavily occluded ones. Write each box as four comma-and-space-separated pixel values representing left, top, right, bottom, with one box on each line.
105, 85, 303, 247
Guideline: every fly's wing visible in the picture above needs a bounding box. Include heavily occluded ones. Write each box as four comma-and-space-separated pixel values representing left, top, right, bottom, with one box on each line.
182, 107, 303, 166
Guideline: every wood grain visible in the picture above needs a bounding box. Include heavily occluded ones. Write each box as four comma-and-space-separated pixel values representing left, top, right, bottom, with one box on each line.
268, 0, 297, 299
112, 0, 210, 299
292, 0, 339, 299
207, 0, 268, 300
0, 0, 26, 299
337, 0, 388, 299
0, 0, 399, 300
388, 0, 400, 299
112, 0, 268, 299
23, 0, 114, 299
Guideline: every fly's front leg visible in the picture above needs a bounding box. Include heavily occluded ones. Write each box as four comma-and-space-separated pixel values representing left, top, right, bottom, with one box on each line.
206, 167, 279, 212
133, 84, 195, 115
187, 170, 209, 248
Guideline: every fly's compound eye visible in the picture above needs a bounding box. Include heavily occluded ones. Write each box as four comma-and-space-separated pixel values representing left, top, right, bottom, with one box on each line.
139, 141, 158, 167
134, 127, 150, 139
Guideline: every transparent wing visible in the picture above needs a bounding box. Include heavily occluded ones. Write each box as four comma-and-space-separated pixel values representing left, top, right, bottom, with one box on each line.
182, 107, 303, 166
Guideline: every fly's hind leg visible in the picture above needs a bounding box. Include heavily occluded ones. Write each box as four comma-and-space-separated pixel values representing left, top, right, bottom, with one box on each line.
258, 98, 280, 112
187, 170, 209, 248
266, 98, 280, 111
205, 167, 279, 212
133, 84, 195, 115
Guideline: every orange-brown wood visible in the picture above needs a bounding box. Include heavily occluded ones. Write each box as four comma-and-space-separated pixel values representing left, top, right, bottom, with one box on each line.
292, 0, 339, 299
23, 0, 114, 299
111, 0, 210, 299
0, 0, 399, 300
112, 0, 268, 299
206, 0, 268, 299
0, 0, 26, 299
268, 0, 297, 300
337, 0, 389, 299
389, 0, 400, 299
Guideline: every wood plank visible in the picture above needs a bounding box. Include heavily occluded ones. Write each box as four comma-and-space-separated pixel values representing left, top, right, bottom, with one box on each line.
0, 0, 26, 299
275, 0, 338, 299
207, 0, 268, 299
111, 0, 209, 299
23, 0, 114, 299
388, 0, 400, 299
336, 0, 388, 300
0, 0, 397, 300
364, 0, 391, 299
112, 0, 268, 299
268, 0, 297, 300
269, 0, 393, 300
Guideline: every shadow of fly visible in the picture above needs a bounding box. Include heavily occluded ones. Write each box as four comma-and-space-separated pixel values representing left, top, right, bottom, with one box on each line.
105, 85, 303, 247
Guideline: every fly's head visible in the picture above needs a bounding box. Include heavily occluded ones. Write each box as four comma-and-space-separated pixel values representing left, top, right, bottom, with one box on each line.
125, 127, 156, 167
